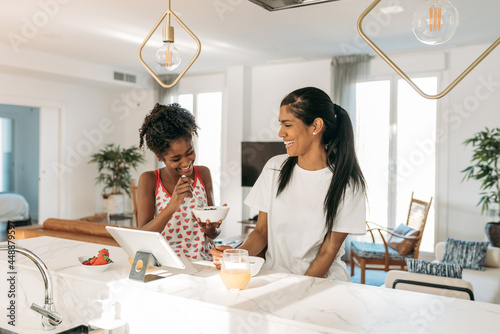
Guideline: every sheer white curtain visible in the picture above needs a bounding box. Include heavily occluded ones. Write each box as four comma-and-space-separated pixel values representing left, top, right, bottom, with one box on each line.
331, 54, 371, 262
332, 55, 371, 125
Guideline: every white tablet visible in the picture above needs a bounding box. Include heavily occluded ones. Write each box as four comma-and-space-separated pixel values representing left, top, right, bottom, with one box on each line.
106, 226, 192, 270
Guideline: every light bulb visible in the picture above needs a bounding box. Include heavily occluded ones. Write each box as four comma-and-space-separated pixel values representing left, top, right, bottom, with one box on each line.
412, 0, 459, 45
156, 42, 181, 71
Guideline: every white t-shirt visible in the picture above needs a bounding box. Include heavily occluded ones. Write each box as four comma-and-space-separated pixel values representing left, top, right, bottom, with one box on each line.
244, 154, 366, 281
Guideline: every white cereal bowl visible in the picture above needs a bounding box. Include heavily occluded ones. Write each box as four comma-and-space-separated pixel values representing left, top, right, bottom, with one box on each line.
249, 256, 265, 276
78, 256, 112, 273
192, 206, 230, 223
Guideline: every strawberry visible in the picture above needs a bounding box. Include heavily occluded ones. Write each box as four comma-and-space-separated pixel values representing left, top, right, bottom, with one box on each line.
98, 248, 109, 257
93, 257, 108, 266
85, 249, 113, 266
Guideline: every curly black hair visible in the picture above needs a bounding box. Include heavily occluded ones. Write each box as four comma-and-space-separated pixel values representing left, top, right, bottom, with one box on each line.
139, 103, 198, 157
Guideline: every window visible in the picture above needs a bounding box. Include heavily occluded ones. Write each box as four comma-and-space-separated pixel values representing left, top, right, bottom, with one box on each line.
177, 92, 222, 204
356, 77, 437, 252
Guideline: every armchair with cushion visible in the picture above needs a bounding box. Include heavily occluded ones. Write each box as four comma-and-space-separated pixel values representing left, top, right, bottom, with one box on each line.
385, 241, 500, 304
350, 192, 433, 284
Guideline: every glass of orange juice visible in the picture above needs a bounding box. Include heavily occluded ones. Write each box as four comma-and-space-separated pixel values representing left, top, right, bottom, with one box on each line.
220, 249, 251, 291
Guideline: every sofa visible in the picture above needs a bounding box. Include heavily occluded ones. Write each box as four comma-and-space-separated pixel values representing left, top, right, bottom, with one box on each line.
15, 218, 137, 246
385, 241, 500, 304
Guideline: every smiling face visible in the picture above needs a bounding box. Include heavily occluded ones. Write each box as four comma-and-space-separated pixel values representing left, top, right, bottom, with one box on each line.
158, 137, 196, 177
278, 105, 315, 157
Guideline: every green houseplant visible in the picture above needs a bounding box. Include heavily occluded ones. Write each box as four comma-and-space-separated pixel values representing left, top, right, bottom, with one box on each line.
89, 144, 146, 214
462, 127, 500, 247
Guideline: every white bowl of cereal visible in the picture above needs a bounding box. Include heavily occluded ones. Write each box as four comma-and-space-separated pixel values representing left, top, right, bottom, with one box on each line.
192, 206, 230, 223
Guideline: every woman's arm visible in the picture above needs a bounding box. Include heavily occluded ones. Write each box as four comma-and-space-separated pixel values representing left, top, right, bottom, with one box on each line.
211, 211, 268, 269
238, 211, 268, 256
304, 231, 348, 278
137, 171, 191, 232
196, 166, 221, 239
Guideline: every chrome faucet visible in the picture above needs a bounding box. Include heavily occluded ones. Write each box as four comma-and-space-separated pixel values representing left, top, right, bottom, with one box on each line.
0, 246, 63, 330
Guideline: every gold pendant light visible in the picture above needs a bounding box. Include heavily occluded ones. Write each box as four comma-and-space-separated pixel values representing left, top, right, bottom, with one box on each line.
138, 0, 201, 89
357, 0, 499, 100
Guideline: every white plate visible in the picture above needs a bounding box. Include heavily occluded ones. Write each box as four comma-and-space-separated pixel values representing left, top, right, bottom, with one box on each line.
78, 256, 112, 273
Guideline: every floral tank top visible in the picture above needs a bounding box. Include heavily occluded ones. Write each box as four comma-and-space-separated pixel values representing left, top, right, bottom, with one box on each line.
154, 167, 212, 260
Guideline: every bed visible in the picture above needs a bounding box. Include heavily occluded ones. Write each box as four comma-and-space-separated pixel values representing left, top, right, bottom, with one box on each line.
0, 192, 31, 226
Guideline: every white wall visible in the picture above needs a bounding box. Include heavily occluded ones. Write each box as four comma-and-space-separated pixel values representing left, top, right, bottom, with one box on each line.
248, 59, 333, 139
109, 75, 158, 191
220, 66, 247, 238
442, 44, 500, 242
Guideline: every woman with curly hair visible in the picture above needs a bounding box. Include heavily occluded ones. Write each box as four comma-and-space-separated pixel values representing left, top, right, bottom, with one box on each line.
138, 103, 221, 260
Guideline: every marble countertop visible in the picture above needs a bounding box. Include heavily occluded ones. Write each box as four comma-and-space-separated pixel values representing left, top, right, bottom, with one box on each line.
1, 237, 500, 333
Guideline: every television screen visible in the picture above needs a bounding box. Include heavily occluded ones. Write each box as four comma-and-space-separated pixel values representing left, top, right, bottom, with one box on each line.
241, 141, 287, 187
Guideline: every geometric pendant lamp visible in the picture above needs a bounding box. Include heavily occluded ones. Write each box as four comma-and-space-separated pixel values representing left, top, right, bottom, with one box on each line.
357, 0, 500, 99
138, 0, 201, 89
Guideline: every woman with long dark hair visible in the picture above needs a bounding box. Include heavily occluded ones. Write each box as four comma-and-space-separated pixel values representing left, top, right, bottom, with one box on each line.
212, 87, 366, 280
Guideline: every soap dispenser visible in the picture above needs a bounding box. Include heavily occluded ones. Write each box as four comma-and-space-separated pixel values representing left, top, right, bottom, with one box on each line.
89, 298, 126, 334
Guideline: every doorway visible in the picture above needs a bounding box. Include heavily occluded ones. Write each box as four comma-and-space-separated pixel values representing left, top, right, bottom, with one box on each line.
0, 98, 61, 226
0, 104, 40, 222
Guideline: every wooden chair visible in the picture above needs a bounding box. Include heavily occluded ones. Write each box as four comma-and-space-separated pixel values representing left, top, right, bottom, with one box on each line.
130, 179, 139, 227
350, 192, 433, 284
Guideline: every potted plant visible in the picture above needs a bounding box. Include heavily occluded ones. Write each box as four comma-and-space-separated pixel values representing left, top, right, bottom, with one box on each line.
462, 127, 500, 247
89, 144, 146, 214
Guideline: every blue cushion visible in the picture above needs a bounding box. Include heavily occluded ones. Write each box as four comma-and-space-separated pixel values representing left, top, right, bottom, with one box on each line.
406, 258, 463, 279
351, 241, 408, 261
442, 237, 489, 271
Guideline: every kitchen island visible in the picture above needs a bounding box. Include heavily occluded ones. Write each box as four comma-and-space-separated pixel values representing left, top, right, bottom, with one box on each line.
1, 236, 500, 333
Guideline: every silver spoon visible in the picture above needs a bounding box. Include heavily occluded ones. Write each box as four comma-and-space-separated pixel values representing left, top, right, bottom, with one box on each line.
182, 175, 205, 208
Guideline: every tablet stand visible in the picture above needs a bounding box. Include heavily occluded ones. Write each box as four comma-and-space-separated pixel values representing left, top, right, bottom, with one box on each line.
129, 251, 159, 282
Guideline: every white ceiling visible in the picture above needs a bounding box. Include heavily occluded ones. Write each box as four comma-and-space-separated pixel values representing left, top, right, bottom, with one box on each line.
1, 0, 499, 76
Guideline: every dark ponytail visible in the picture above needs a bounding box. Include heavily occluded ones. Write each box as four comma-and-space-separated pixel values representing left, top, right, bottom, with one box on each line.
277, 87, 365, 235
